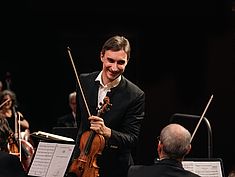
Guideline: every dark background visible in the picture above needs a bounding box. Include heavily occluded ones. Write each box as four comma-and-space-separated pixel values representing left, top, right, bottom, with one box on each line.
1, 1, 235, 176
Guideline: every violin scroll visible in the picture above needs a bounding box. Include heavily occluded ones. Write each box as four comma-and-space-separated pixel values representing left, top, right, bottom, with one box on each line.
97, 96, 112, 117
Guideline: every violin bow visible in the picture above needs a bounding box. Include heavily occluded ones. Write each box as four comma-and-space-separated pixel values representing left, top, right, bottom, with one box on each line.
67, 47, 91, 117
190, 94, 214, 143
0, 98, 10, 109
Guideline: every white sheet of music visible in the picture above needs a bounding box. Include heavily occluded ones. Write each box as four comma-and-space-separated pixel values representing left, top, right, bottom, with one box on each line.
182, 160, 223, 177
28, 141, 75, 177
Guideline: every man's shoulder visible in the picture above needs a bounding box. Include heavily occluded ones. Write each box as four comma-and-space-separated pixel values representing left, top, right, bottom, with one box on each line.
185, 170, 201, 177
128, 163, 201, 177
122, 76, 144, 95
128, 164, 156, 177
129, 163, 160, 172
57, 113, 72, 121
79, 71, 100, 84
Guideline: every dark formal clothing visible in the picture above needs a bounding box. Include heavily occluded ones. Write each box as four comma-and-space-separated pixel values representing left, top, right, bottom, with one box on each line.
0, 151, 27, 177
128, 158, 201, 177
0, 117, 13, 152
71, 71, 145, 177
6, 110, 28, 132
56, 113, 77, 127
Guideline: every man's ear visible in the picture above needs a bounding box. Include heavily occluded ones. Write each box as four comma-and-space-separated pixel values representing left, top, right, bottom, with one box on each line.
186, 144, 192, 155
157, 142, 163, 156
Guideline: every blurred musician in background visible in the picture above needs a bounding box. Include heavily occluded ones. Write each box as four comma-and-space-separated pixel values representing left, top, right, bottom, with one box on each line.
0, 89, 35, 172
56, 91, 77, 127
0, 90, 30, 141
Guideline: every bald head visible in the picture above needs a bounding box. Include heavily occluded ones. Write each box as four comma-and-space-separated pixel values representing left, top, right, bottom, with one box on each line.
158, 123, 192, 160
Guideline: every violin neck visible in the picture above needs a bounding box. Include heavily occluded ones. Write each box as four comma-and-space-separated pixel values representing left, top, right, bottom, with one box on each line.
84, 130, 96, 155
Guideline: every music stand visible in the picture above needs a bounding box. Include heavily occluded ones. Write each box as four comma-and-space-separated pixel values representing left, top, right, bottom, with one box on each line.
169, 113, 213, 158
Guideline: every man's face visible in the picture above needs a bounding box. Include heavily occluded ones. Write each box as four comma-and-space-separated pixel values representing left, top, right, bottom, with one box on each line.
69, 96, 77, 113
100, 50, 128, 85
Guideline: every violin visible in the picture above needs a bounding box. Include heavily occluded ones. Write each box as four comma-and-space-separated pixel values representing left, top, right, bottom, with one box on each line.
7, 132, 35, 172
7, 133, 19, 154
68, 96, 111, 177
66, 47, 112, 177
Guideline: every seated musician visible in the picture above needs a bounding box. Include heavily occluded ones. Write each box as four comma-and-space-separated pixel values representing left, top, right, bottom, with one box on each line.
0, 90, 32, 143
128, 123, 201, 177
0, 90, 34, 172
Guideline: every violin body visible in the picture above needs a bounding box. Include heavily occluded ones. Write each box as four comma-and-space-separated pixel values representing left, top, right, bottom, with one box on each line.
69, 130, 105, 177
7, 133, 34, 172
20, 139, 35, 172
7, 133, 19, 153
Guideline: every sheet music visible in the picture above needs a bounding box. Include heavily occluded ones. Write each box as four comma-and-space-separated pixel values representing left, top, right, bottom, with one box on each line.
183, 161, 223, 177
32, 131, 75, 142
28, 142, 75, 177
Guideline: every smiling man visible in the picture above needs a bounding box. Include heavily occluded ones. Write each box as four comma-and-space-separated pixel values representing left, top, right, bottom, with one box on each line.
67, 35, 145, 177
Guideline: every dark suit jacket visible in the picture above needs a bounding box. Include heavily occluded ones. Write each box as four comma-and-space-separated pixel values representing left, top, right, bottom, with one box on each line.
72, 71, 145, 177
56, 113, 76, 127
0, 151, 27, 177
128, 159, 201, 177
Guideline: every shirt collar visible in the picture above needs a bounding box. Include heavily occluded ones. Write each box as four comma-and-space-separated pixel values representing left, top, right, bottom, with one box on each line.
95, 71, 121, 89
